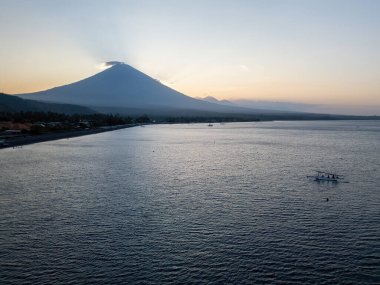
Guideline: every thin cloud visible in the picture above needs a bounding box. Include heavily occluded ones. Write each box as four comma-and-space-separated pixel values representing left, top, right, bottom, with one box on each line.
97, 61, 124, 70
104, 61, 124, 66
238, 64, 250, 72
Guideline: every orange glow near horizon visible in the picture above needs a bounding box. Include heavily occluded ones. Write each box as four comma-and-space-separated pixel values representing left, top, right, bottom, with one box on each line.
1, 0, 379, 114
2, 64, 380, 108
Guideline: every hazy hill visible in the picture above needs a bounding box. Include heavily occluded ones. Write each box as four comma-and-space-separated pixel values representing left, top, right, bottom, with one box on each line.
197, 96, 234, 106
0, 93, 96, 114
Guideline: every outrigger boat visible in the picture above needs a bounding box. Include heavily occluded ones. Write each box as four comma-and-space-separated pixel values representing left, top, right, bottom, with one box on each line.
307, 170, 344, 182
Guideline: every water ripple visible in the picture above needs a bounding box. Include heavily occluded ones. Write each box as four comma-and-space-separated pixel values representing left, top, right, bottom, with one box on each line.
1, 121, 379, 284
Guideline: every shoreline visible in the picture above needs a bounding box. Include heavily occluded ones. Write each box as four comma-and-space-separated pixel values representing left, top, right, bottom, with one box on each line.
0, 124, 139, 149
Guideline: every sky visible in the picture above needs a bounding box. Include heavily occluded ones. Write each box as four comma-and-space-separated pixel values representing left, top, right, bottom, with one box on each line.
0, 0, 379, 114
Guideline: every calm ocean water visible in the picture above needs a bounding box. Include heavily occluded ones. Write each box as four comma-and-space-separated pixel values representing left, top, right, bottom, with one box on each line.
1, 120, 379, 284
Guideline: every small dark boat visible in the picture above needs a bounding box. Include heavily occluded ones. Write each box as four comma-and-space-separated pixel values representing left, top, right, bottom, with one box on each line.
307, 170, 344, 183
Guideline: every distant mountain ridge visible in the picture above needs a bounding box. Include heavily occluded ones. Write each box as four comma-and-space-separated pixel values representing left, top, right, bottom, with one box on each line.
0, 93, 96, 114
197, 96, 234, 106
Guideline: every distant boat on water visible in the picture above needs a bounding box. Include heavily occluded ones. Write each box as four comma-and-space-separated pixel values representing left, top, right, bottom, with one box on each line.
307, 170, 345, 183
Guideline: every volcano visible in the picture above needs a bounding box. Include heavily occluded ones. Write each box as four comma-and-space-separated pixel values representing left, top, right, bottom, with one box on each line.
18, 63, 247, 115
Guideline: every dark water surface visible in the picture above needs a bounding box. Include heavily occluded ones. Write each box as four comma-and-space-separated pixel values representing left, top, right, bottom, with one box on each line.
1, 121, 379, 284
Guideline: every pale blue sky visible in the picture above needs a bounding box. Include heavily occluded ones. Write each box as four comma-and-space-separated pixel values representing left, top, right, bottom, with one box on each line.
1, 0, 379, 109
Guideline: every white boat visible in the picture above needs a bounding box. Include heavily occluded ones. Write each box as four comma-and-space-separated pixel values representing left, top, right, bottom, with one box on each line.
307, 170, 344, 182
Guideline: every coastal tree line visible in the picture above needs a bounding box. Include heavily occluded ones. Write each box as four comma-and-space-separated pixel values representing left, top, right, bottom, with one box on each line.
0, 111, 151, 133
0, 111, 150, 124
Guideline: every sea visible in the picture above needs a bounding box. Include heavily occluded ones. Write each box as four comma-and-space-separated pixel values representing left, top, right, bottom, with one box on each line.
1, 120, 379, 284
